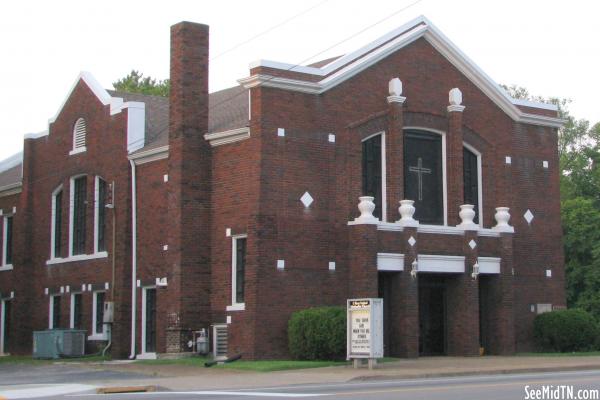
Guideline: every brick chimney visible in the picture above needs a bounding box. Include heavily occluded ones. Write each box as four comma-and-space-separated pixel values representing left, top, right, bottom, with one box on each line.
166, 21, 211, 352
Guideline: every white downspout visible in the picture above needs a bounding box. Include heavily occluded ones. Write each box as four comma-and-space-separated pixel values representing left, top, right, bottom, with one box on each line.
129, 160, 137, 359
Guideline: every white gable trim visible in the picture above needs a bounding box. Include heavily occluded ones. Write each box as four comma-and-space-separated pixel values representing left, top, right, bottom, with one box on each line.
0, 152, 23, 174
240, 16, 563, 128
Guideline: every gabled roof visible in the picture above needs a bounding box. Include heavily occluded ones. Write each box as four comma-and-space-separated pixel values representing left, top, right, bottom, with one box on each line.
239, 16, 563, 128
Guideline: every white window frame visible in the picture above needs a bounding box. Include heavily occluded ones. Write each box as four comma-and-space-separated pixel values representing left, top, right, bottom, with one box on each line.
69, 175, 86, 257
69, 292, 82, 329
463, 142, 484, 228
1, 298, 11, 355
1, 215, 13, 270
50, 185, 63, 260
226, 234, 247, 312
93, 176, 104, 254
49, 295, 60, 329
89, 290, 107, 340
361, 131, 387, 222
403, 127, 448, 226
140, 285, 157, 357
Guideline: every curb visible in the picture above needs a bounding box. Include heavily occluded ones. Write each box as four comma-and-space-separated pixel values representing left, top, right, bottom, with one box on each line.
350, 365, 600, 382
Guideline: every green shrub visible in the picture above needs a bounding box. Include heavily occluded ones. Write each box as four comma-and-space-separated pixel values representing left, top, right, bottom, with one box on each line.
533, 309, 599, 352
288, 306, 346, 360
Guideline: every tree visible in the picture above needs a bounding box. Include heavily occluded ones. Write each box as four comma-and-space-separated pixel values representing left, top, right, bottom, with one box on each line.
112, 70, 170, 97
503, 84, 600, 320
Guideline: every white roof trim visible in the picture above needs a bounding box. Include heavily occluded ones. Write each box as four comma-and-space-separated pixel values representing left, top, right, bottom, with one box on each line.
240, 15, 563, 128
511, 98, 558, 111
49, 71, 126, 124
204, 127, 250, 147
128, 145, 169, 165
0, 152, 23, 174
24, 130, 49, 140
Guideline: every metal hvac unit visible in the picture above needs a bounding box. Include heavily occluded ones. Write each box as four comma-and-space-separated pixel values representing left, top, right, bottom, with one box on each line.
212, 324, 228, 360
33, 329, 86, 359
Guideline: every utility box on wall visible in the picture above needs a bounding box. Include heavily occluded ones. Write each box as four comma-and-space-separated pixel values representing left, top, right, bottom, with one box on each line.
346, 298, 383, 366
103, 302, 114, 323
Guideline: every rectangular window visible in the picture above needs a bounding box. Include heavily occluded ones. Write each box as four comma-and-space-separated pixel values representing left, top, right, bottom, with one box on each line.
463, 147, 480, 224
3, 216, 13, 265
362, 134, 383, 219
97, 179, 107, 252
53, 190, 63, 258
3, 300, 11, 353
231, 235, 247, 307
71, 293, 83, 330
51, 295, 61, 329
72, 177, 87, 255
94, 292, 105, 335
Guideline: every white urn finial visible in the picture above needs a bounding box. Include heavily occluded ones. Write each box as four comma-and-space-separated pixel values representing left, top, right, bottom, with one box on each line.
389, 78, 403, 97
457, 204, 478, 231
449, 88, 462, 105
352, 196, 379, 224
493, 207, 515, 233
397, 199, 418, 227
387, 78, 406, 104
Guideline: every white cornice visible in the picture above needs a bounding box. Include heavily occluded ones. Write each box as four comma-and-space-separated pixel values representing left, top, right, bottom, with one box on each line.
0, 182, 22, 198
240, 16, 564, 128
24, 130, 49, 140
204, 127, 250, 147
128, 145, 169, 165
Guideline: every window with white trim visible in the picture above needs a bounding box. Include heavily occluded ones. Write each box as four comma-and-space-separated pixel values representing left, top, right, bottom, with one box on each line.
71, 118, 87, 154
51, 187, 63, 259
70, 176, 87, 256
92, 291, 105, 337
94, 177, 107, 253
49, 295, 61, 329
2, 215, 13, 267
463, 146, 482, 225
70, 293, 83, 330
228, 235, 247, 310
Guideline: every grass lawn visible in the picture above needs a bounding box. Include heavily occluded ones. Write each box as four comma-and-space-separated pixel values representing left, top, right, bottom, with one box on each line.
517, 351, 600, 357
0, 354, 110, 364
135, 357, 400, 372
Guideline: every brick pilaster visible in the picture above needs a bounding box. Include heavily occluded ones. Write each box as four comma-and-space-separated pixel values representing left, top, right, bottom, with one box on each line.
347, 224, 378, 298
446, 230, 480, 356
447, 92, 465, 225
386, 94, 405, 222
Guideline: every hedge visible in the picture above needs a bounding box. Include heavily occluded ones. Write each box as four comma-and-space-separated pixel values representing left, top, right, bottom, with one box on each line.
288, 306, 346, 360
533, 309, 599, 352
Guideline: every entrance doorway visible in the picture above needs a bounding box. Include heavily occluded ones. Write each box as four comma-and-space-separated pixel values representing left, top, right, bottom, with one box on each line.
143, 288, 157, 354
378, 272, 393, 355
419, 275, 447, 355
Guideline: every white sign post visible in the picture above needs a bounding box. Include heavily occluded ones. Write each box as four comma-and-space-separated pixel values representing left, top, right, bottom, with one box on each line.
347, 298, 383, 369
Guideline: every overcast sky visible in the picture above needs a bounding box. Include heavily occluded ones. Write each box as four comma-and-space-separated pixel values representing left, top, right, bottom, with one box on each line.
0, 0, 598, 161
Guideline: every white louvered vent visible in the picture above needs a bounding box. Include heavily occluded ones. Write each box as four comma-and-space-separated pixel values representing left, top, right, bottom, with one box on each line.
212, 324, 228, 360
73, 118, 87, 150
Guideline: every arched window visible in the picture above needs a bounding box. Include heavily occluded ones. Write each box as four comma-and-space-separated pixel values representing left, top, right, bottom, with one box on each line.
362, 133, 384, 220
404, 130, 444, 225
71, 118, 87, 153
463, 145, 482, 225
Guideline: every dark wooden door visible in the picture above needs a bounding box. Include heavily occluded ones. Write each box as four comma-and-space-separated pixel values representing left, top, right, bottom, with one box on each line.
419, 276, 447, 355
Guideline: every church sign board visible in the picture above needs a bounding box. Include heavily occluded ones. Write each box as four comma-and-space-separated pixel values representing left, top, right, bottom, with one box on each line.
346, 298, 383, 361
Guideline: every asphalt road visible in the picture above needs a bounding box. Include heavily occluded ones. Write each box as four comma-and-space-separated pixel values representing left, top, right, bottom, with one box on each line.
6, 369, 599, 400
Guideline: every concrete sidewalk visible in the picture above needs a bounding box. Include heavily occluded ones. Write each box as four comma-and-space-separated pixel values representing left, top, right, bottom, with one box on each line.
81, 356, 600, 391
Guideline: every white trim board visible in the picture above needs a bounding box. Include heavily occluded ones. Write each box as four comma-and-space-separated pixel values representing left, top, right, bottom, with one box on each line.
204, 127, 250, 147
478, 256, 501, 274
240, 16, 563, 128
418, 254, 465, 273
377, 253, 404, 271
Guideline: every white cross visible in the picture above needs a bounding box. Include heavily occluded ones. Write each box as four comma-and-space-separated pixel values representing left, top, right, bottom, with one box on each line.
409, 157, 431, 201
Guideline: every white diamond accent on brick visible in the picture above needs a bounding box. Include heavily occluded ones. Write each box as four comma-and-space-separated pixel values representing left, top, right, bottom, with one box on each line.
524, 209, 534, 224
469, 239, 477, 249
543, 160, 549, 168
505, 156, 512, 164
408, 236, 416, 247
300, 192, 314, 208
328, 262, 336, 271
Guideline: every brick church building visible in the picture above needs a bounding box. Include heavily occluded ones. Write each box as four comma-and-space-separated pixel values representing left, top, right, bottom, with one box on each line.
0, 16, 565, 359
